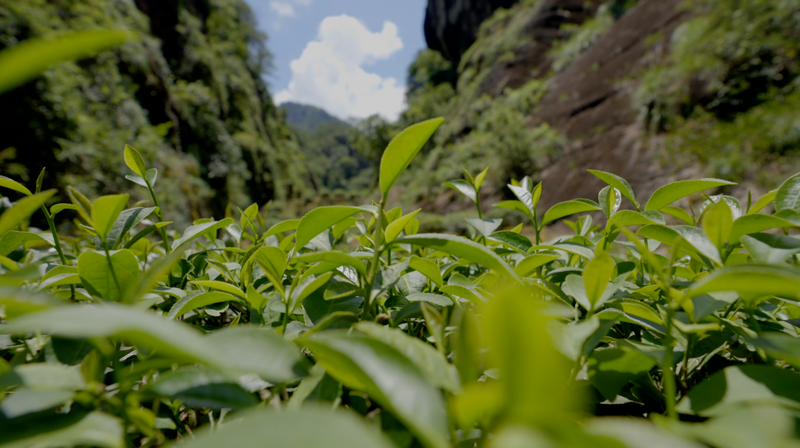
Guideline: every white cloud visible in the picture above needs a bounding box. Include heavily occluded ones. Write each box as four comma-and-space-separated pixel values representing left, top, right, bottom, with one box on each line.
274, 15, 406, 121
293, 0, 312, 5
269, 1, 295, 17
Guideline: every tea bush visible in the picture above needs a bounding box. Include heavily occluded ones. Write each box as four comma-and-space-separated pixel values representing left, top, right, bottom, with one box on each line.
3, 116, 800, 447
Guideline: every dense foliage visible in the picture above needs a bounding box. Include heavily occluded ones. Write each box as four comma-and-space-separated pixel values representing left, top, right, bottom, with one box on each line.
636, 0, 800, 184
4, 118, 800, 447
0, 0, 308, 223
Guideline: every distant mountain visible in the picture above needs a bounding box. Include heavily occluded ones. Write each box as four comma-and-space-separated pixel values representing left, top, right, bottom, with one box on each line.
281, 102, 349, 132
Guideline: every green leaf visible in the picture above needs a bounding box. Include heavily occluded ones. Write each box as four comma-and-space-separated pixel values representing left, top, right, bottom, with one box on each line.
167, 291, 241, 320
302, 331, 449, 448
0, 411, 123, 448
124, 222, 171, 249
0, 175, 31, 196
204, 326, 310, 382
290, 272, 335, 313
605, 210, 661, 232
249, 246, 287, 295
123, 145, 147, 177
188, 280, 245, 299
0, 287, 63, 319
409, 256, 443, 287
702, 200, 733, 250
172, 218, 233, 249
385, 208, 421, 243
507, 184, 535, 215
49, 203, 77, 217
541, 199, 601, 225
396, 234, 519, 281
488, 231, 532, 253
645, 178, 736, 211
164, 407, 394, 448
741, 234, 800, 264
676, 365, 800, 416
123, 245, 186, 304
371, 260, 410, 301
776, 172, 800, 213
514, 254, 559, 277
355, 322, 460, 392
296, 206, 363, 249
637, 224, 721, 266
475, 167, 489, 193
66, 186, 93, 224
465, 218, 502, 237
729, 214, 799, 243
90, 195, 129, 243
379, 117, 444, 199
0, 231, 50, 256
661, 206, 694, 225
144, 367, 257, 410
443, 180, 476, 203
2, 306, 307, 383
263, 219, 300, 240
0, 190, 55, 237
406, 293, 454, 307
598, 186, 621, 217
494, 200, 532, 218
583, 251, 615, 309
0, 29, 132, 94
483, 286, 576, 427
588, 348, 656, 401
106, 207, 156, 249
687, 264, 800, 301
292, 251, 366, 277
747, 189, 777, 214
588, 169, 639, 210
1, 390, 76, 419
77, 250, 139, 302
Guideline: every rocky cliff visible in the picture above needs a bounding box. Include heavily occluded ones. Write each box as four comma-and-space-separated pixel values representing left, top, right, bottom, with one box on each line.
424, 0, 521, 65
410, 0, 800, 216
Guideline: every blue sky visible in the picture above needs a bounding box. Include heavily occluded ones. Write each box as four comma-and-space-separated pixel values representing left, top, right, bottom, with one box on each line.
244, 0, 428, 120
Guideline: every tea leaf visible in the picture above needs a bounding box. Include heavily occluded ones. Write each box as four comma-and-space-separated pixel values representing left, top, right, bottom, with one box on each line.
0, 29, 132, 94
379, 117, 444, 199
443, 180, 476, 203
542, 199, 601, 225
77, 250, 139, 302
396, 234, 520, 281
385, 208, 421, 242
168, 407, 394, 448
123, 145, 147, 178
302, 331, 449, 448
0, 190, 55, 237
90, 195, 129, 243
588, 169, 639, 210
645, 178, 736, 211
0, 175, 32, 196
296, 206, 363, 249
167, 291, 240, 319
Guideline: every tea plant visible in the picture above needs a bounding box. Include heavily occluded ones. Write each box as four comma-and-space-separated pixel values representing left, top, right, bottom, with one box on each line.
3, 117, 800, 447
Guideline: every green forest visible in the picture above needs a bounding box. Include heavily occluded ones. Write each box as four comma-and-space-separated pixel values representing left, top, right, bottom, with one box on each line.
3, 0, 800, 447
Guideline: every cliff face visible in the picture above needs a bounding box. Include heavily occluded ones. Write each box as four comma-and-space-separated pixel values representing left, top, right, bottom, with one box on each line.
0, 0, 307, 221
424, 0, 521, 65
410, 0, 800, 217
416, 0, 687, 211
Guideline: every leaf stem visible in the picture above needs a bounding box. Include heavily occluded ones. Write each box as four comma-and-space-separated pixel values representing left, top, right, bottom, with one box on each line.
102, 243, 124, 302
662, 304, 678, 421
144, 180, 170, 254
40, 204, 75, 299
364, 198, 387, 319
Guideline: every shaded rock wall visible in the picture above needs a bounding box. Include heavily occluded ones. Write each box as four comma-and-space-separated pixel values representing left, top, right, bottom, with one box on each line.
424, 0, 521, 65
